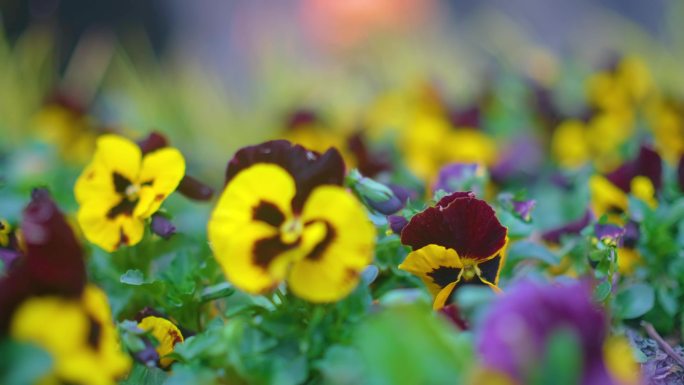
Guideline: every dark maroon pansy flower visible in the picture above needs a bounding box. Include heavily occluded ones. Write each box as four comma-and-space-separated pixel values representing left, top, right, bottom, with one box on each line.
137, 131, 215, 201
347, 132, 392, 178
477, 280, 614, 385
401, 192, 507, 261
0, 189, 86, 332
225, 140, 345, 212
605, 145, 662, 193
542, 211, 593, 244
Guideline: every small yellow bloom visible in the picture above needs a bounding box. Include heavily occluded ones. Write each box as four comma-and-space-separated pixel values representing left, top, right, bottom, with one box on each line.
589, 175, 629, 223
74, 134, 185, 252
34, 103, 98, 164
208, 163, 375, 303
10, 285, 131, 385
551, 120, 590, 168
137, 316, 184, 368
604, 335, 641, 385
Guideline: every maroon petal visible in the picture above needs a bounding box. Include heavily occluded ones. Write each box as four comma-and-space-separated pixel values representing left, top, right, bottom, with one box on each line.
439, 304, 469, 330
436, 191, 474, 208
225, 140, 345, 212
177, 175, 214, 201
0, 189, 86, 332
138, 131, 169, 155
542, 211, 593, 244
606, 145, 662, 192
285, 108, 319, 130
347, 132, 392, 178
401, 192, 507, 261
21, 189, 86, 296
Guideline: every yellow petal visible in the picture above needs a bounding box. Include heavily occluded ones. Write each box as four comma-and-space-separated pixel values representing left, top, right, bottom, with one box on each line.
589, 175, 628, 222
399, 244, 463, 297
630, 176, 657, 208
137, 316, 183, 368
433, 281, 459, 310
288, 185, 375, 303
208, 164, 297, 294
134, 148, 186, 218
92, 134, 142, 184
74, 162, 120, 205
77, 200, 144, 252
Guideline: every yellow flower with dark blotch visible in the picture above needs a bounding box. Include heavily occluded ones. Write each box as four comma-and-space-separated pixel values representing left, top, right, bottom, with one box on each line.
589, 146, 662, 222
399, 192, 508, 309
137, 316, 184, 368
10, 285, 131, 385
75, 134, 185, 252
208, 140, 375, 303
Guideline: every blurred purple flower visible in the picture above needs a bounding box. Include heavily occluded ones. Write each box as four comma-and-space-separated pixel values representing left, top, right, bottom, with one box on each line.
433, 163, 482, 194
490, 135, 543, 184
678, 155, 684, 193
477, 280, 615, 385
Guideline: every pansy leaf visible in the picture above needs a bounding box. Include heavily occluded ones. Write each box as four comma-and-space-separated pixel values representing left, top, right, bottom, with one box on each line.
593, 280, 612, 302
656, 285, 678, 317
616, 283, 655, 319
121, 269, 146, 285
0, 341, 53, 385
505, 241, 560, 266
120, 364, 166, 385
200, 282, 235, 303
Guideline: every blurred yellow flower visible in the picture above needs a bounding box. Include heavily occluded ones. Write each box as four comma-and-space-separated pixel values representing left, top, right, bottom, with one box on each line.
74, 134, 185, 252
10, 285, 131, 385
604, 335, 641, 385
33, 103, 98, 164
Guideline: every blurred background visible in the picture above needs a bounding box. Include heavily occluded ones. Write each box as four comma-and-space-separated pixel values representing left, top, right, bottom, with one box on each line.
1, 0, 683, 182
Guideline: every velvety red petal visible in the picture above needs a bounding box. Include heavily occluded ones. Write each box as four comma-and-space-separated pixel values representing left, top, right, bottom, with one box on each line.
402, 192, 507, 261
21, 189, 87, 296
225, 140, 345, 212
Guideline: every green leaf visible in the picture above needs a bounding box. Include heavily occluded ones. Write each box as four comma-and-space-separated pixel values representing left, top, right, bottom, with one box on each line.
505, 241, 560, 266
121, 269, 146, 285
657, 285, 678, 316
121, 364, 167, 385
616, 283, 655, 319
594, 280, 612, 302
0, 341, 53, 385
200, 282, 235, 302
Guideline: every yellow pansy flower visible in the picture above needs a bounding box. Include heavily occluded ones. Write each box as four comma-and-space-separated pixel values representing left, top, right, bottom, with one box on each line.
208, 141, 375, 303
74, 134, 185, 252
10, 285, 131, 385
